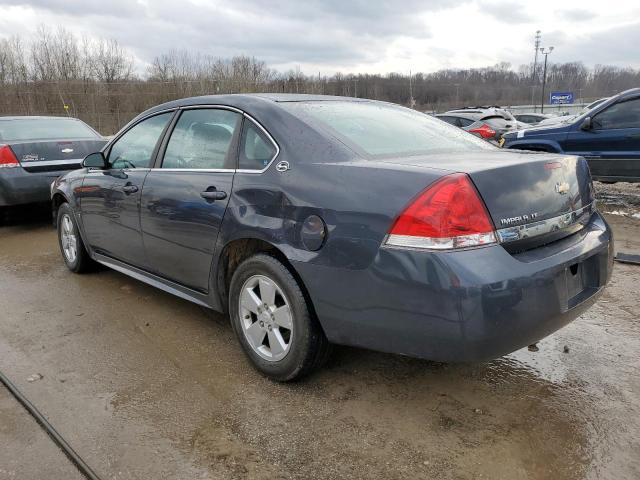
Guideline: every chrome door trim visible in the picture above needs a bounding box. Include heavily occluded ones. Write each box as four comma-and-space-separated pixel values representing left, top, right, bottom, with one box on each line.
496, 203, 595, 244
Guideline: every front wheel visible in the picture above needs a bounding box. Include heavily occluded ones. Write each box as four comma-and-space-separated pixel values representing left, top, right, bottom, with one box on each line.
57, 203, 95, 273
229, 254, 330, 381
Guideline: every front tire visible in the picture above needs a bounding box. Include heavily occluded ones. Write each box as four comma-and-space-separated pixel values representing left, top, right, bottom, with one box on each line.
229, 254, 330, 381
57, 203, 94, 273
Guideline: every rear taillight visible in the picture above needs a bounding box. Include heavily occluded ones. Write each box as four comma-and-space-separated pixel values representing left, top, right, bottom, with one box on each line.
0, 145, 19, 168
469, 123, 496, 139
386, 173, 497, 250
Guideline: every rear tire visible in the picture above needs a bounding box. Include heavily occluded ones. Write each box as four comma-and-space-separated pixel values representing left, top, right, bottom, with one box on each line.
57, 203, 94, 273
229, 253, 331, 381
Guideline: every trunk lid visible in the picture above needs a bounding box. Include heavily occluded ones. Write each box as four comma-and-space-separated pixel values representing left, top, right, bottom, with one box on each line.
379, 150, 594, 245
9, 139, 107, 173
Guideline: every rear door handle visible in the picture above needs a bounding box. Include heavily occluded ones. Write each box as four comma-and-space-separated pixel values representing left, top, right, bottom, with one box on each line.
200, 188, 227, 201
122, 184, 139, 194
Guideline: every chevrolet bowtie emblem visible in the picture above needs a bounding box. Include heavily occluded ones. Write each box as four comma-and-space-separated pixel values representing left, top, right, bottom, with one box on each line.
555, 182, 570, 195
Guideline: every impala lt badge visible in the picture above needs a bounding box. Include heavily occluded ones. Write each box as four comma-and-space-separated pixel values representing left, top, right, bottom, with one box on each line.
555, 181, 570, 195
500, 212, 539, 226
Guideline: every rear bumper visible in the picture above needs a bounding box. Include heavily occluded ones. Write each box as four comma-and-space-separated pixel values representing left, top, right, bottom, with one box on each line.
0, 168, 68, 207
294, 212, 613, 362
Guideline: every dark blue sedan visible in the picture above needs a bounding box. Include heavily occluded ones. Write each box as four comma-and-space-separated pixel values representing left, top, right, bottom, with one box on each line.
51, 94, 613, 381
502, 88, 640, 182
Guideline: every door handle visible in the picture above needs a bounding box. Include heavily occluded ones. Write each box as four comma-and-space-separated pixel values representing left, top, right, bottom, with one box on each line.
200, 188, 227, 201
122, 184, 138, 194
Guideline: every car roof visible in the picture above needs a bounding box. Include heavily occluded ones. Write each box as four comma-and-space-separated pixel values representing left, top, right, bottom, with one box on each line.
238, 93, 369, 103
138, 93, 382, 121
616, 88, 640, 100
150, 93, 368, 109
436, 112, 481, 120
0, 116, 82, 121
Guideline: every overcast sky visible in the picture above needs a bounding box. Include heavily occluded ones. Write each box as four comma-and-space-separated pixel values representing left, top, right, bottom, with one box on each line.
0, 0, 638, 75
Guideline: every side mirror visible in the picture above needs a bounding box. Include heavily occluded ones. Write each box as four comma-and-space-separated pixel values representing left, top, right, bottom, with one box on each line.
82, 152, 106, 169
580, 117, 592, 131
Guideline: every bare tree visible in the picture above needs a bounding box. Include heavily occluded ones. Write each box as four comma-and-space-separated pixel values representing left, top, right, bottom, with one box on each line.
91, 38, 133, 83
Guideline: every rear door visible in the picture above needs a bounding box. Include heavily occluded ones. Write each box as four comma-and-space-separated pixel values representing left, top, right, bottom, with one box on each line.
140, 107, 242, 292
80, 112, 174, 269
564, 97, 640, 180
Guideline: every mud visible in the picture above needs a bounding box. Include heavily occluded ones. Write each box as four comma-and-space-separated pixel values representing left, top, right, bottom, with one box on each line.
0, 201, 639, 479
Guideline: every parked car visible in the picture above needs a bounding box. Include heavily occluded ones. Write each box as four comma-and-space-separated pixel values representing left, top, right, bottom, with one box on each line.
52, 94, 613, 381
436, 108, 518, 142
502, 88, 640, 182
0, 116, 106, 217
514, 113, 553, 125
537, 98, 610, 127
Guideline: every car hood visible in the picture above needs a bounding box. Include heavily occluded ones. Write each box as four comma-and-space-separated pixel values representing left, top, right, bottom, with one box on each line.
503, 122, 569, 138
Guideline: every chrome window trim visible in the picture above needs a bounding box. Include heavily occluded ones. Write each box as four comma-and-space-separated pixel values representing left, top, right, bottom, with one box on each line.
150, 168, 235, 173
20, 158, 83, 167
496, 203, 594, 244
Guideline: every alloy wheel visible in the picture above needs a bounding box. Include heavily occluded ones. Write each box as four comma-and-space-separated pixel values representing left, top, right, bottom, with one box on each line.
60, 213, 78, 264
238, 274, 293, 362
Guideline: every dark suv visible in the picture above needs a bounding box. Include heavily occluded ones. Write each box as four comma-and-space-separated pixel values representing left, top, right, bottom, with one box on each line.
502, 88, 640, 182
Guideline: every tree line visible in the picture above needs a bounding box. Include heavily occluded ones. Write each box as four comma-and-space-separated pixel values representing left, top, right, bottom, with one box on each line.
0, 26, 639, 134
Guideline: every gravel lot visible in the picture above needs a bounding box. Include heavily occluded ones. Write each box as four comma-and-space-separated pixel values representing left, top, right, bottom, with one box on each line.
1, 188, 639, 480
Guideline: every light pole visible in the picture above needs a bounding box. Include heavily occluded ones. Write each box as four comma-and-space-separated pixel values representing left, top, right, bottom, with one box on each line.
531, 30, 541, 112
539, 46, 553, 113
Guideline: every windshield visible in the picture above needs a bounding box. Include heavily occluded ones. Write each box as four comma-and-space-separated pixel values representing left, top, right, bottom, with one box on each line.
0, 118, 99, 141
283, 101, 494, 157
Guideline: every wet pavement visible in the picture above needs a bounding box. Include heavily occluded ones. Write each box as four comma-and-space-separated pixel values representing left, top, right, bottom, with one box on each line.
0, 196, 639, 480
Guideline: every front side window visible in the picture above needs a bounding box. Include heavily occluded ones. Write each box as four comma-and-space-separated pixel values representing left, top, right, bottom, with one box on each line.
239, 121, 277, 170
283, 101, 493, 158
108, 112, 172, 169
162, 109, 241, 170
592, 98, 640, 130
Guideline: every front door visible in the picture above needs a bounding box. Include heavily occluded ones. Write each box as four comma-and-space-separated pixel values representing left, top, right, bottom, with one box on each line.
564, 97, 640, 180
140, 108, 242, 292
81, 112, 174, 268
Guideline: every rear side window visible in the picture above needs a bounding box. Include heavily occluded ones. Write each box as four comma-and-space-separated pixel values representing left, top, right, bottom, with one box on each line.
284, 101, 492, 158
108, 112, 172, 169
592, 98, 640, 130
162, 109, 241, 170
437, 116, 457, 126
457, 118, 475, 127
239, 120, 277, 170
0, 118, 98, 141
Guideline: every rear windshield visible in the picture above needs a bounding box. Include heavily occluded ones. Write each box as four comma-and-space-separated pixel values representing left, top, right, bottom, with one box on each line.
283, 101, 493, 157
0, 118, 98, 141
